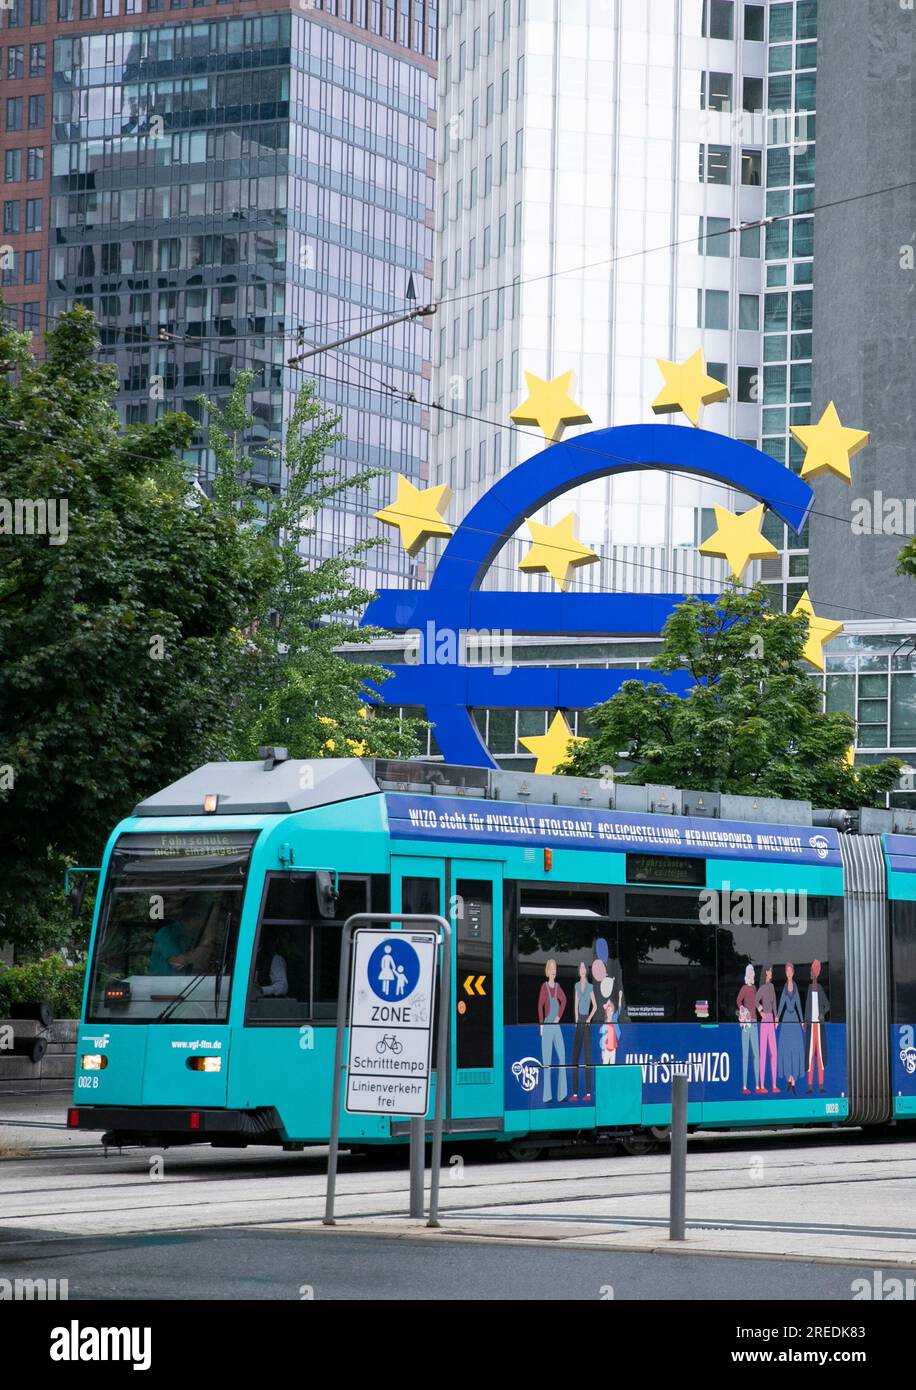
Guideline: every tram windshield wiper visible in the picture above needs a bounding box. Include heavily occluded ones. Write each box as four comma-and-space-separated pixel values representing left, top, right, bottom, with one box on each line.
153, 971, 210, 1023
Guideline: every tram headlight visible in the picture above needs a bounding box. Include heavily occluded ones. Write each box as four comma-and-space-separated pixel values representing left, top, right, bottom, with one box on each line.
80, 1054, 108, 1071
187, 1056, 222, 1073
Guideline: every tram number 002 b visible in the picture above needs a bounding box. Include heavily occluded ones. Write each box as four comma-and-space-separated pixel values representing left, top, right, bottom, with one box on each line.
77, 1075, 99, 1089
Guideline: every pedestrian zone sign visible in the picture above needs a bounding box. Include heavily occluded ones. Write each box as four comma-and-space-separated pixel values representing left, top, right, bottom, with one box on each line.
345, 928, 438, 1117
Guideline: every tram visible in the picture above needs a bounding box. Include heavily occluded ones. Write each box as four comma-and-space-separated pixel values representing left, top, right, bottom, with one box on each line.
67, 753, 916, 1151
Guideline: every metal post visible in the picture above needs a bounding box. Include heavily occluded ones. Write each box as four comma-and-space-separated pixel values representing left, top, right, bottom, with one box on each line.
409, 1117, 425, 1218
427, 917, 451, 1228
669, 1071, 688, 1241
323, 919, 355, 1226
323, 913, 452, 1228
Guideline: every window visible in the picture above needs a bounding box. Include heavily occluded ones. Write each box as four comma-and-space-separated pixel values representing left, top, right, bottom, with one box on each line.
702, 0, 734, 39
2, 199, 18, 234
743, 3, 764, 40
739, 223, 760, 257
28, 42, 45, 76
5, 97, 22, 131
738, 293, 759, 330
246, 874, 380, 1025
4, 149, 21, 182
30, 0, 48, 19
741, 148, 762, 185
708, 361, 728, 385
57, 0, 74, 17
699, 215, 731, 256
454, 879, 494, 1067
27, 93, 43, 128
21, 301, 38, 331
717, 905, 843, 1039
699, 143, 731, 184
797, 0, 817, 39
26, 145, 41, 180
698, 288, 729, 329
742, 76, 764, 112
23, 247, 39, 282
702, 70, 733, 111
7, 46, 23, 79
25, 195, 40, 230
769, 2, 793, 43
7, 0, 23, 24
738, 366, 759, 402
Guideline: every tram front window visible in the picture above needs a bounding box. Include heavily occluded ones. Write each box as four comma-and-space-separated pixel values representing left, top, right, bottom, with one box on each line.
87, 832, 257, 1022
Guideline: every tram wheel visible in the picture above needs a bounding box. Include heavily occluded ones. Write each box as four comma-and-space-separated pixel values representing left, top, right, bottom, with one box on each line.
618, 1133, 660, 1156
503, 1142, 546, 1162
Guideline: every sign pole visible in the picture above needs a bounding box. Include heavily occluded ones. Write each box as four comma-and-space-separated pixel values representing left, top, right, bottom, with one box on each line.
408, 1118, 425, 1218
324, 913, 451, 1227
323, 918, 355, 1227
427, 916, 451, 1228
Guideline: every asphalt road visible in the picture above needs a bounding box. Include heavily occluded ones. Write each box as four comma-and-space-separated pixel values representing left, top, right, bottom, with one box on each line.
0, 1225, 879, 1301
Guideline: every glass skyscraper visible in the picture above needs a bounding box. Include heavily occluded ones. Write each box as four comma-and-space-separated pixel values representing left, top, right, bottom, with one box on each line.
1, 0, 437, 590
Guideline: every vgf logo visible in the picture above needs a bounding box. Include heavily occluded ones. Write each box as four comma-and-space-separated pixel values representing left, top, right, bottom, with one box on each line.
899, 1025, 916, 1075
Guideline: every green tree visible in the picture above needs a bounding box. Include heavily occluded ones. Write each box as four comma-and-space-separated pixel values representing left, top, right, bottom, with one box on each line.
0, 310, 417, 954
201, 372, 423, 761
559, 585, 900, 808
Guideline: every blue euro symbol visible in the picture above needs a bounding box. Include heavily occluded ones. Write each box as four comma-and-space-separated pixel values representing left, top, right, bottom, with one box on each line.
362, 424, 814, 768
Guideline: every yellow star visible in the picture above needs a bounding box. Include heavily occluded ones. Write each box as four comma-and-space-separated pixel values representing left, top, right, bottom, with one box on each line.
374, 474, 454, 556
518, 512, 600, 591
698, 503, 778, 581
790, 402, 870, 484
791, 590, 844, 672
519, 711, 585, 775
510, 370, 591, 443
652, 349, 729, 427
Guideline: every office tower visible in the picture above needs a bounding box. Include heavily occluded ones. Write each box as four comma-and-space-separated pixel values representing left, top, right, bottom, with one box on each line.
806, 0, 916, 789
0, 0, 437, 589
431, 0, 775, 601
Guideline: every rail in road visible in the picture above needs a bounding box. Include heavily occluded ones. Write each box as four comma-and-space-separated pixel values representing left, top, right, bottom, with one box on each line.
0, 1129, 914, 1265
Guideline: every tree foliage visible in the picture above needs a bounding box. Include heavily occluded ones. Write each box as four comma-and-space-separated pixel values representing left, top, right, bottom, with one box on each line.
0, 309, 417, 953
560, 585, 900, 809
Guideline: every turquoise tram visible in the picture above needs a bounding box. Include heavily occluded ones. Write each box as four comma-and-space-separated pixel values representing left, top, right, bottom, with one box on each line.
68, 755, 916, 1150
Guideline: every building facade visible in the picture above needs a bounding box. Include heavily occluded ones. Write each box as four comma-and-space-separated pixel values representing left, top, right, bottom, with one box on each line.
0, 0, 437, 589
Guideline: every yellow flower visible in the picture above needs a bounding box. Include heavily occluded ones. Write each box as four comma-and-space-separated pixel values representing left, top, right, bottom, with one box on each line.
324, 738, 336, 751
347, 739, 368, 756
318, 715, 337, 727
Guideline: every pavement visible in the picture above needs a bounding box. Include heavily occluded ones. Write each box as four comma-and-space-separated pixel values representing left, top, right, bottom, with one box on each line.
1, 1093, 915, 1270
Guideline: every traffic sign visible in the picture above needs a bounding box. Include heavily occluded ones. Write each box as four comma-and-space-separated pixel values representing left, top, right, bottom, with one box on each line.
345, 928, 438, 1117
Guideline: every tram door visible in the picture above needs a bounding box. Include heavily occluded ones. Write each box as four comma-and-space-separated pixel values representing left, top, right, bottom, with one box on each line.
390, 857, 503, 1132
448, 859, 504, 1129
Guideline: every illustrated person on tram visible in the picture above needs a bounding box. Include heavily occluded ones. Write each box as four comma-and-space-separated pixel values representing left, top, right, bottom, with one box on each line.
776, 961, 805, 1095
736, 964, 761, 1094
804, 958, 830, 1093
537, 958, 568, 1104
757, 963, 780, 1094
569, 960, 597, 1101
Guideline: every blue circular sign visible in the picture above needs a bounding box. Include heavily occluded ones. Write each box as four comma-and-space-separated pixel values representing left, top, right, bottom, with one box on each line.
367, 937, 421, 1002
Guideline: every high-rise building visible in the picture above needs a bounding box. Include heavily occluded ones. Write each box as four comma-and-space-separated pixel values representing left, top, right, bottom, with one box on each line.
0, 0, 437, 589
431, 0, 773, 600
806, 0, 916, 793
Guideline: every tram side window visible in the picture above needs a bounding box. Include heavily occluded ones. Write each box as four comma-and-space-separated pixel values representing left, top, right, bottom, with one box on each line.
716, 897, 843, 1026
891, 902, 916, 1024
619, 919, 716, 1023
510, 889, 616, 1027
247, 874, 377, 1024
